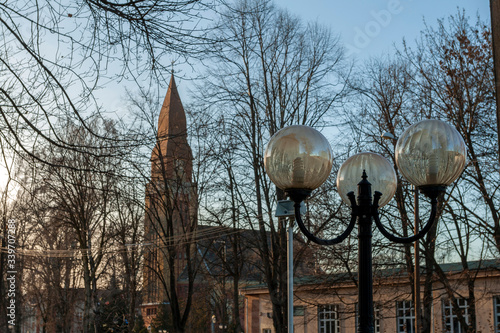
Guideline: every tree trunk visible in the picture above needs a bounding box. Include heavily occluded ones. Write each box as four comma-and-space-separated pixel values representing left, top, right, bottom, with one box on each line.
490, 0, 500, 175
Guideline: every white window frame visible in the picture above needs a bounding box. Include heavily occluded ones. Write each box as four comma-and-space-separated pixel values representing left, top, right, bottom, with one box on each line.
318, 304, 340, 333
262, 329, 272, 333
443, 298, 470, 332
494, 296, 500, 333
396, 300, 415, 333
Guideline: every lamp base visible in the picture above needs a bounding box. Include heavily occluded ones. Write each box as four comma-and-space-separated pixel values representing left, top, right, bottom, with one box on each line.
418, 185, 446, 200
285, 189, 312, 203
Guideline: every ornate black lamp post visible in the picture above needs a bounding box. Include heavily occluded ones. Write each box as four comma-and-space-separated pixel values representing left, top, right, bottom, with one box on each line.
264, 120, 467, 333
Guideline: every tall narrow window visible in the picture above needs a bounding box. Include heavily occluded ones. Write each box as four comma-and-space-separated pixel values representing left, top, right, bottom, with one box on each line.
443, 298, 470, 333
318, 304, 340, 333
494, 296, 500, 333
396, 300, 414, 333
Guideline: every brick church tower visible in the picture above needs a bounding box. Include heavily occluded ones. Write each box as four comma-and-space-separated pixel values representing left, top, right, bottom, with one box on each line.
141, 74, 197, 326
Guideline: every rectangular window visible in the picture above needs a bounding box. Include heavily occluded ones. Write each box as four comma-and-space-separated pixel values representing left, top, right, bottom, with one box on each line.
374, 306, 381, 333
294, 306, 305, 316
494, 296, 500, 333
75, 308, 83, 322
318, 304, 340, 333
262, 329, 271, 333
443, 298, 470, 332
146, 307, 157, 317
396, 300, 414, 333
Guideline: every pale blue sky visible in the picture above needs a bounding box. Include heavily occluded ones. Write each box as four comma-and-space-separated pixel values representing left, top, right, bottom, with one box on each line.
273, 0, 491, 59
106, 0, 493, 118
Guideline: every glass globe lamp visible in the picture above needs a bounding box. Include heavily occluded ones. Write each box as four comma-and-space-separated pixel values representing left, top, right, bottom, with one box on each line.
336, 152, 397, 207
264, 125, 333, 192
395, 119, 467, 189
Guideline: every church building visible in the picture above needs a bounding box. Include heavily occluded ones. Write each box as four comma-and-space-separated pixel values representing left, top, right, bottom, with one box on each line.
141, 74, 199, 329
139, 74, 317, 332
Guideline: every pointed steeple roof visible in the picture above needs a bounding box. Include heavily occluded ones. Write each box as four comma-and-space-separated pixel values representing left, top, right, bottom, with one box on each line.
158, 74, 187, 138
151, 74, 193, 181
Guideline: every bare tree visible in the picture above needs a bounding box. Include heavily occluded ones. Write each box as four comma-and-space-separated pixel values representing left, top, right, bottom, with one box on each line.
347, 10, 495, 332
405, 12, 494, 332
0, 0, 213, 168
110, 179, 145, 332
195, 0, 348, 331
30, 117, 123, 333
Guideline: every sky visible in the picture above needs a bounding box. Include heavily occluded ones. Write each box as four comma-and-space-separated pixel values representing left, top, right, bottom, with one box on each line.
0, 0, 493, 190
272, 0, 491, 60
114, 0, 493, 111
264, 0, 492, 144
173, 0, 492, 113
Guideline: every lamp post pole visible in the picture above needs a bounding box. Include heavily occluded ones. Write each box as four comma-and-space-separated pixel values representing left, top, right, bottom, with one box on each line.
356, 175, 375, 330
264, 120, 467, 333
414, 186, 422, 333
288, 221, 294, 333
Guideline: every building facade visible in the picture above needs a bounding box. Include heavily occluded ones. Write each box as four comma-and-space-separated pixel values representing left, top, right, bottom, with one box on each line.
241, 260, 500, 333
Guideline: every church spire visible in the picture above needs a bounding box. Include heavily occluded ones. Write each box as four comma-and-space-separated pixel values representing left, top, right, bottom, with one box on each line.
157, 74, 187, 139
151, 74, 192, 181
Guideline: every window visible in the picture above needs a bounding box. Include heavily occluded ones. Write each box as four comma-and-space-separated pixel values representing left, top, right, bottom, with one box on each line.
374, 306, 381, 333
356, 303, 381, 333
75, 307, 84, 322
146, 307, 157, 317
294, 306, 305, 316
396, 300, 414, 333
494, 296, 500, 333
262, 329, 271, 333
443, 298, 470, 333
318, 304, 340, 333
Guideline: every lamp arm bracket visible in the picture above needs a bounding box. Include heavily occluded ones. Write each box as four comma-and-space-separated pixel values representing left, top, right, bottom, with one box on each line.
373, 196, 438, 244
293, 196, 357, 246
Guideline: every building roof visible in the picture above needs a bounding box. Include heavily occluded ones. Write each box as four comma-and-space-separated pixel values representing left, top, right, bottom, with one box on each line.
158, 74, 187, 139
240, 258, 500, 294
177, 225, 318, 285
150, 74, 193, 178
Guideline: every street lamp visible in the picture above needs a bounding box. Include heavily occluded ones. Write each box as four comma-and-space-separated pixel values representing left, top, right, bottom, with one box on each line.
264, 120, 466, 333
